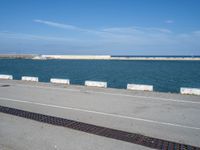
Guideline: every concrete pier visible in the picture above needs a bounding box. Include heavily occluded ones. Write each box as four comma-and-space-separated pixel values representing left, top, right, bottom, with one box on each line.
0, 79, 200, 149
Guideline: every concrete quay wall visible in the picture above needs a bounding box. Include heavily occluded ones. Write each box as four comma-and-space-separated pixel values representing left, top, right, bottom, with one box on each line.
0, 74, 200, 95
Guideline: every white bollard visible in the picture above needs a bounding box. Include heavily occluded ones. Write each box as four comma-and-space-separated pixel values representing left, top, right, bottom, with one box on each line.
0, 74, 13, 80
180, 87, 200, 96
21, 76, 39, 82
50, 78, 70, 84
127, 84, 153, 91
85, 80, 107, 88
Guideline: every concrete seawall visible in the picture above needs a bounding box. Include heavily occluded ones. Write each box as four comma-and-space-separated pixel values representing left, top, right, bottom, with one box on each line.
42, 55, 111, 60
0, 74, 13, 80
21, 76, 39, 82
40, 55, 200, 61
85, 80, 107, 88
1, 74, 200, 95
50, 78, 70, 84
180, 87, 200, 96
0, 54, 37, 59
1, 54, 200, 60
127, 84, 153, 91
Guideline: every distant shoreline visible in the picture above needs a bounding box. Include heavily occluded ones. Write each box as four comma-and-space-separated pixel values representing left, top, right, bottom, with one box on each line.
0, 54, 200, 60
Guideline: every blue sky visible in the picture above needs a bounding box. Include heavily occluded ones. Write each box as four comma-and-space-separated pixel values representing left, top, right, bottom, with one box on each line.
0, 0, 200, 55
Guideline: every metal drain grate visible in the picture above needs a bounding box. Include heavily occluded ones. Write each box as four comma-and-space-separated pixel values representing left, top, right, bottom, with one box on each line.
0, 105, 199, 150
0, 84, 10, 87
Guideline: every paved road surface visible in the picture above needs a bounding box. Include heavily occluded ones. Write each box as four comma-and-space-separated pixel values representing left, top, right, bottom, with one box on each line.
0, 112, 151, 150
0, 79, 200, 149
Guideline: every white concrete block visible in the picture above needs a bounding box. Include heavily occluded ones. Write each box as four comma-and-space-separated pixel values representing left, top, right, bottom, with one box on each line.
21, 76, 39, 82
50, 78, 70, 84
0, 74, 13, 80
127, 84, 153, 91
85, 81, 107, 88
180, 87, 200, 96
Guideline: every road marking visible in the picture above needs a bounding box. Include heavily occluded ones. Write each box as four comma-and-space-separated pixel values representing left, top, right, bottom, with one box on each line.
0, 97, 200, 130
0, 82, 200, 105
88, 90, 200, 104
0, 82, 80, 92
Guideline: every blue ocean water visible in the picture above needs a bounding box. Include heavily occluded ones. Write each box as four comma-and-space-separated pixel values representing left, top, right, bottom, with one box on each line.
0, 59, 200, 93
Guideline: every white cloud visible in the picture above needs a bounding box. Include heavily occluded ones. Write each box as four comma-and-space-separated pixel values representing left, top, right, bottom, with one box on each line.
164, 20, 174, 24
1, 20, 200, 55
34, 19, 82, 30
0, 31, 76, 42
33, 19, 173, 39
103, 27, 171, 33
33, 19, 99, 34
193, 30, 200, 36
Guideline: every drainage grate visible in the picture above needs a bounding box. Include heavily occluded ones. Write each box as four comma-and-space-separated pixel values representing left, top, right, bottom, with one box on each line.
0, 84, 10, 87
0, 105, 199, 150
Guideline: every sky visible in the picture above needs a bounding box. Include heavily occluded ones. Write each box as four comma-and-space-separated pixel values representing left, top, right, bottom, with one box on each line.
0, 0, 200, 55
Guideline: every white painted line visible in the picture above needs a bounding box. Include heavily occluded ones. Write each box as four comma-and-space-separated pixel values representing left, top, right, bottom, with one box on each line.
88, 90, 200, 105
0, 97, 200, 130
0, 82, 80, 92
0, 82, 199, 105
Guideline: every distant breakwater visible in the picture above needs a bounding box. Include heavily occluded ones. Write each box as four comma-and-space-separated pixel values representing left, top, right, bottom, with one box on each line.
1, 54, 200, 60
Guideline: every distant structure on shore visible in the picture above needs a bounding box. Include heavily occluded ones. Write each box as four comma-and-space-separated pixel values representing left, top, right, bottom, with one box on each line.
0, 54, 200, 60
42, 55, 111, 60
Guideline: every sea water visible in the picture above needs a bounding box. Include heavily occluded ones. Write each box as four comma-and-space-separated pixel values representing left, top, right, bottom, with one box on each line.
0, 59, 200, 93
